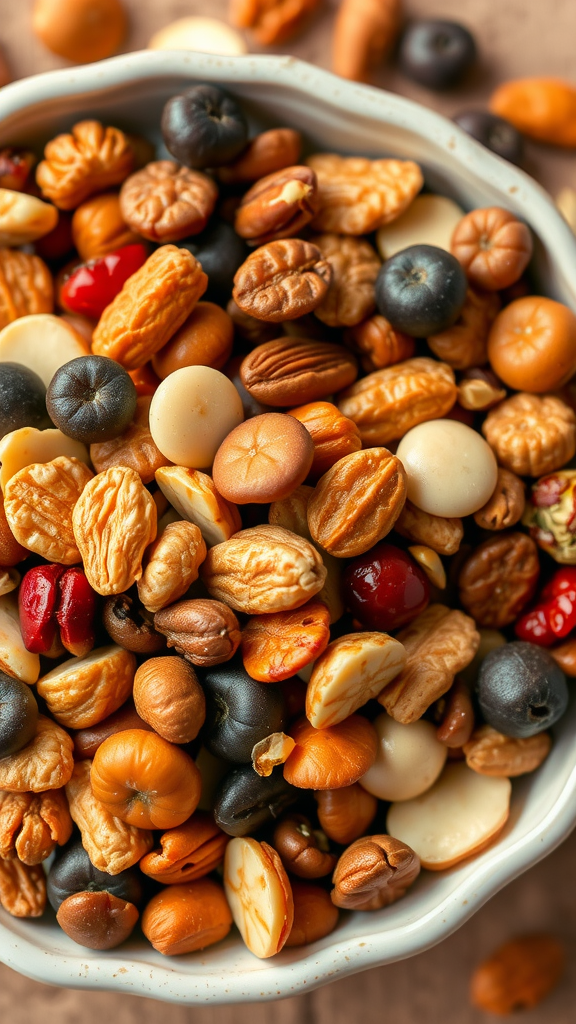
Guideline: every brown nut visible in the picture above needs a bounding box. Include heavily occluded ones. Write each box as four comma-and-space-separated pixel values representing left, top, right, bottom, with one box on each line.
230, 0, 321, 44
457, 368, 507, 411
0, 857, 46, 918
235, 166, 318, 246
32, 0, 126, 64
218, 128, 302, 185
137, 521, 207, 613
427, 287, 501, 370
311, 233, 380, 328
102, 593, 166, 654
338, 357, 457, 446
154, 598, 241, 667
458, 532, 540, 628
284, 715, 377, 790
120, 161, 218, 243
90, 395, 171, 485
285, 880, 339, 947
308, 447, 406, 560
242, 599, 331, 682
232, 239, 331, 322
331, 834, 420, 911
152, 302, 234, 378
435, 677, 475, 748
36, 120, 134, 210
0, 493, 27, 566
37, 645, 136, 730
288, 401, 362, 481
142, 878, 232, 956
0, 248, 54, 330
332, 0, 401, 82
314, 784, 378, 846
139, 812, 229, 885
0, 715, 74, 793
379, 604, 480, 725
482, 392, 576, 477
344, 314, 415, 373
394, 499, 464, 556
56, 891, 139, 950
133, 656, 206, 744
201, 525, 327, 614
212, 412, 314, 504
240, 336, 358, 407
273, 813, 336, 879
470, 934, 565, 1015
464, 725, 551, 777
307, 154, 423, 235
473, 467, 526, 531
71, 192, 139, 261
451, 207, 533, 291
0, 789, 72, 865
72, 699, 152, 760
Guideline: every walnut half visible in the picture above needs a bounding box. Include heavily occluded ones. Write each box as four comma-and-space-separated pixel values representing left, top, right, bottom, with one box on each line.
0, 857, 46, 917
0, 788, 73, 865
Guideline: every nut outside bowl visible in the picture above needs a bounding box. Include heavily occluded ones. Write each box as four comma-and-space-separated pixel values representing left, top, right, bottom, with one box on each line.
1, 50, 576, 1004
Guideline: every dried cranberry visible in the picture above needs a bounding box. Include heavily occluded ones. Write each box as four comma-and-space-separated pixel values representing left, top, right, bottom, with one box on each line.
342, 542, 430, 632
60, 243, 147, 320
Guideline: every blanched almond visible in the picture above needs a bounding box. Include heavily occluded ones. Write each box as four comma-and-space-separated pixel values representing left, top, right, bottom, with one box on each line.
224, 837, 294, 958
0, 314, 88, 387
0, 189, 58, 246
0, 591, 40, 683
360, 713, 447, 802
0, 427, 89, 492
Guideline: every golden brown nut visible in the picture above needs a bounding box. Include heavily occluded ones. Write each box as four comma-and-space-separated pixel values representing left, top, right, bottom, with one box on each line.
72, 700, 151, 760
139, 812, 229, 885
155, 465, 242, 548
132, 656, 206, 744
473, 467, 526, 531
32, 0, 126, 64
90, 395, 171, 486
332, 0, 401, 82
307, 153, 423, 234
285, 880, 339, 947
229, 0, 321, 44
311, 233, 380, 327
120, 161, 218, 243
451, 207, 533, 291
284, 715, 377, 790
137, 521, 206, 613
154, 598, 241, 667
218, 128, 302, 185
91, 245, 208, 369
463, 725, 551, 777
331, 834, 420, 910
482, 393, 576, 477
288, 401, 362, 481
152, 302, 234, 378
71, 192, 139, 261
4, 456, 93, 564
314, 784, 377, 846
470, 935, 565, 1014
0, 856, 46, 917
242, 600, 331, 682
56, 891, 139, 950
0, 248, 53, 330
240, 336, 358, 408
36, 120, 134, 210
232, 239, 332, 322
273, 813, 336, 879
427, 287, 501, 370
550, 637, 576, 677
344, 314, 415, 373
0, 789, 72, 865
235, 166, 318, 246
394, 499, 463, 556
0, 715, 74, 793
142, 878, 232, 956
458, 532, 540, 629
36, 645, 136, 729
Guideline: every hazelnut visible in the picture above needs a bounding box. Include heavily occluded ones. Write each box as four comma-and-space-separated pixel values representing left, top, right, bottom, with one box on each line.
72, 699, 151, 760
314, 784, 378, 846
56, 890, 139, 950
331, 834, 420, 911
102, 593, 166, 654
272, 813, 336, 879
154, 598, 241, 668
285, 881, 339, 947
133, 656, 206, 744
283, 715, 378, 790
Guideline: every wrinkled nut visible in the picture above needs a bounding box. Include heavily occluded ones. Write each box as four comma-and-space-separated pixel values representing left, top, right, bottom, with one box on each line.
0, 857, 46, 918
307, 632, 406, 730
314, 784, 377, 846
0, 715, 74, 793
331, 834, 420, 911
482, 393, 576, 477
232, 239, 331, 322
137, 521, 207, 613
56, 890, 139, 950
332, 0, 401, 82
0, 189, 57, 246
154, 599, 241, 668
338, 357, 457, 446
470, 935, 565, 1015
427, 287, 501, 370
36, 120, 135, 210
451, 207, 533, 291
235, 166, 318, 246
307, 154, 423, 235
230, 0, 321, 44
457, 371, 507, 411
408, 545, 446, 589
0, 788, 72, 865
344, 314, 415, 373
72, 192, 140, 261
273, 813, 336, 879
242, 600, 331, 683
120, 161, 218, 243
473, 467, 525, 531
252, 733, 296, 777
218, 128, 302, 185
90, 395, 171, 486
285, 880, 339, 947
0, 591, 40, 683
4, 456, 93, 565
0, 249, 53, 332
435, 677, 475, 748
284, 715, 377, 790
140, 812, 229, 885
224, 837, 294, 959
379, 604, 480, 725
133, 656, 206, 744
201, 525, 327, 614
307, 448, 406, 558
65, 760, 153, 874
102, 593, 165, 654
0, 497, 26, 567
458, 532, 539, 629
464, 725, 551, 777
311, 233, 380, 327
155, 465, 241, 548
92, 245, 208, 370
288, 401, 362, 481
240, 336, 358, 407
394, 499, 463, 556
72, 466, 157, 596
142, 877, 232, 956
37, 645, 136, 730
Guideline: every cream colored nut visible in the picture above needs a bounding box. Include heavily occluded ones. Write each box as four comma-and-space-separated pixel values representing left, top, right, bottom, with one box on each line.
252, 733, 296, 777
0, 858, 46, 918
72, 466, 157, 596
148, 17, 248, 54
408, 546, 446, 589
224, 837, 294, 958
0, 715, 73, 793
155, 466, 241, 548
307, 154, 423, 235
0, 591, 40, 683
0, 567, 19, 597
37, 645, 136, 730
201, 525, 327, 614
0, 427, 89, 493
376, 194, 464, 259
306, 632, 406, 730
387, 762, 511, 871
0, 188, 58, 246
556, 187, 576, 233
0, 789, 73, 865
65, 760, 153, 875
463, 725, 551, 777
0, 314, 88, 388
138, 521, 207, 613
360, 713, 447, 802
395, 499, 463, 556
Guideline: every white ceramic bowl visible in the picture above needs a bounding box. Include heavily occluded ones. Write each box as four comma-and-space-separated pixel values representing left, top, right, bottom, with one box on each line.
1, 51, 576, 1005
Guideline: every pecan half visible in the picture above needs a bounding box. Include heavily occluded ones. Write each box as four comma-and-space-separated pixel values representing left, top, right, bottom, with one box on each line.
240, 336, 357, 406
483, 393, 576, 477
232, 239, 331, 322
0, 248, 53, 330
36, 120, 135, 210
458, 532, 539, 628
311, 233, 380, 327
0, 857, 46, 917
137, 521, 207, 614
473, 467, 526, 531
0, 788, 72, 864
464, 725, 551, 777
331, 834, 420, 910
154, 598, 241, 667
235, 166, 318, 246
307, 153, 423, 234
394, 499, 463, 556
0, 715, 74, 793
120, 161, 218, 242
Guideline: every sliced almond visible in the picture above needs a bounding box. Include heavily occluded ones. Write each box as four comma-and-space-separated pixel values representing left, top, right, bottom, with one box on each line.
224, 837, 294, 959
387, 761, 511, 871
155, 465, 241, 547
0, 427, 89, 492
37, 645, 136, 730
0, 591, 40, 683
0, 314, 89, 387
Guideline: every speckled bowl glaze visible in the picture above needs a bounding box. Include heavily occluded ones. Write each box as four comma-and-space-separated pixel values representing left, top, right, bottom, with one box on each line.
1, 51, 576, 1005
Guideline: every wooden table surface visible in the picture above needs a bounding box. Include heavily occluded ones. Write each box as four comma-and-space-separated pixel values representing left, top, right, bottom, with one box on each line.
1, 0, 576, 1019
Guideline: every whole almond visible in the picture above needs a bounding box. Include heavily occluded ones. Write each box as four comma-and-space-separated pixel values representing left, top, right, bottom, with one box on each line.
240, 336, 358, 407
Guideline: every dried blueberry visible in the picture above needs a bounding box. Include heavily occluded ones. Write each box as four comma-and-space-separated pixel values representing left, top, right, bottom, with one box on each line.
399, 20, 477, 90
200, 660, 286, 763
454, 110, 525, 166
161, 84, 248, 169
46, 354, 137, 444
213, 764, 297, 837
0, 672, 38, 758
375, 244, 467, 336
0, 362, 50, 439
47, 841, 143, 912
476, 641, 569, 738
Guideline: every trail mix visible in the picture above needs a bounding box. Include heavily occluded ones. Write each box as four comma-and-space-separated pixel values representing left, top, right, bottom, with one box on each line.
0, 82, 574, 960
